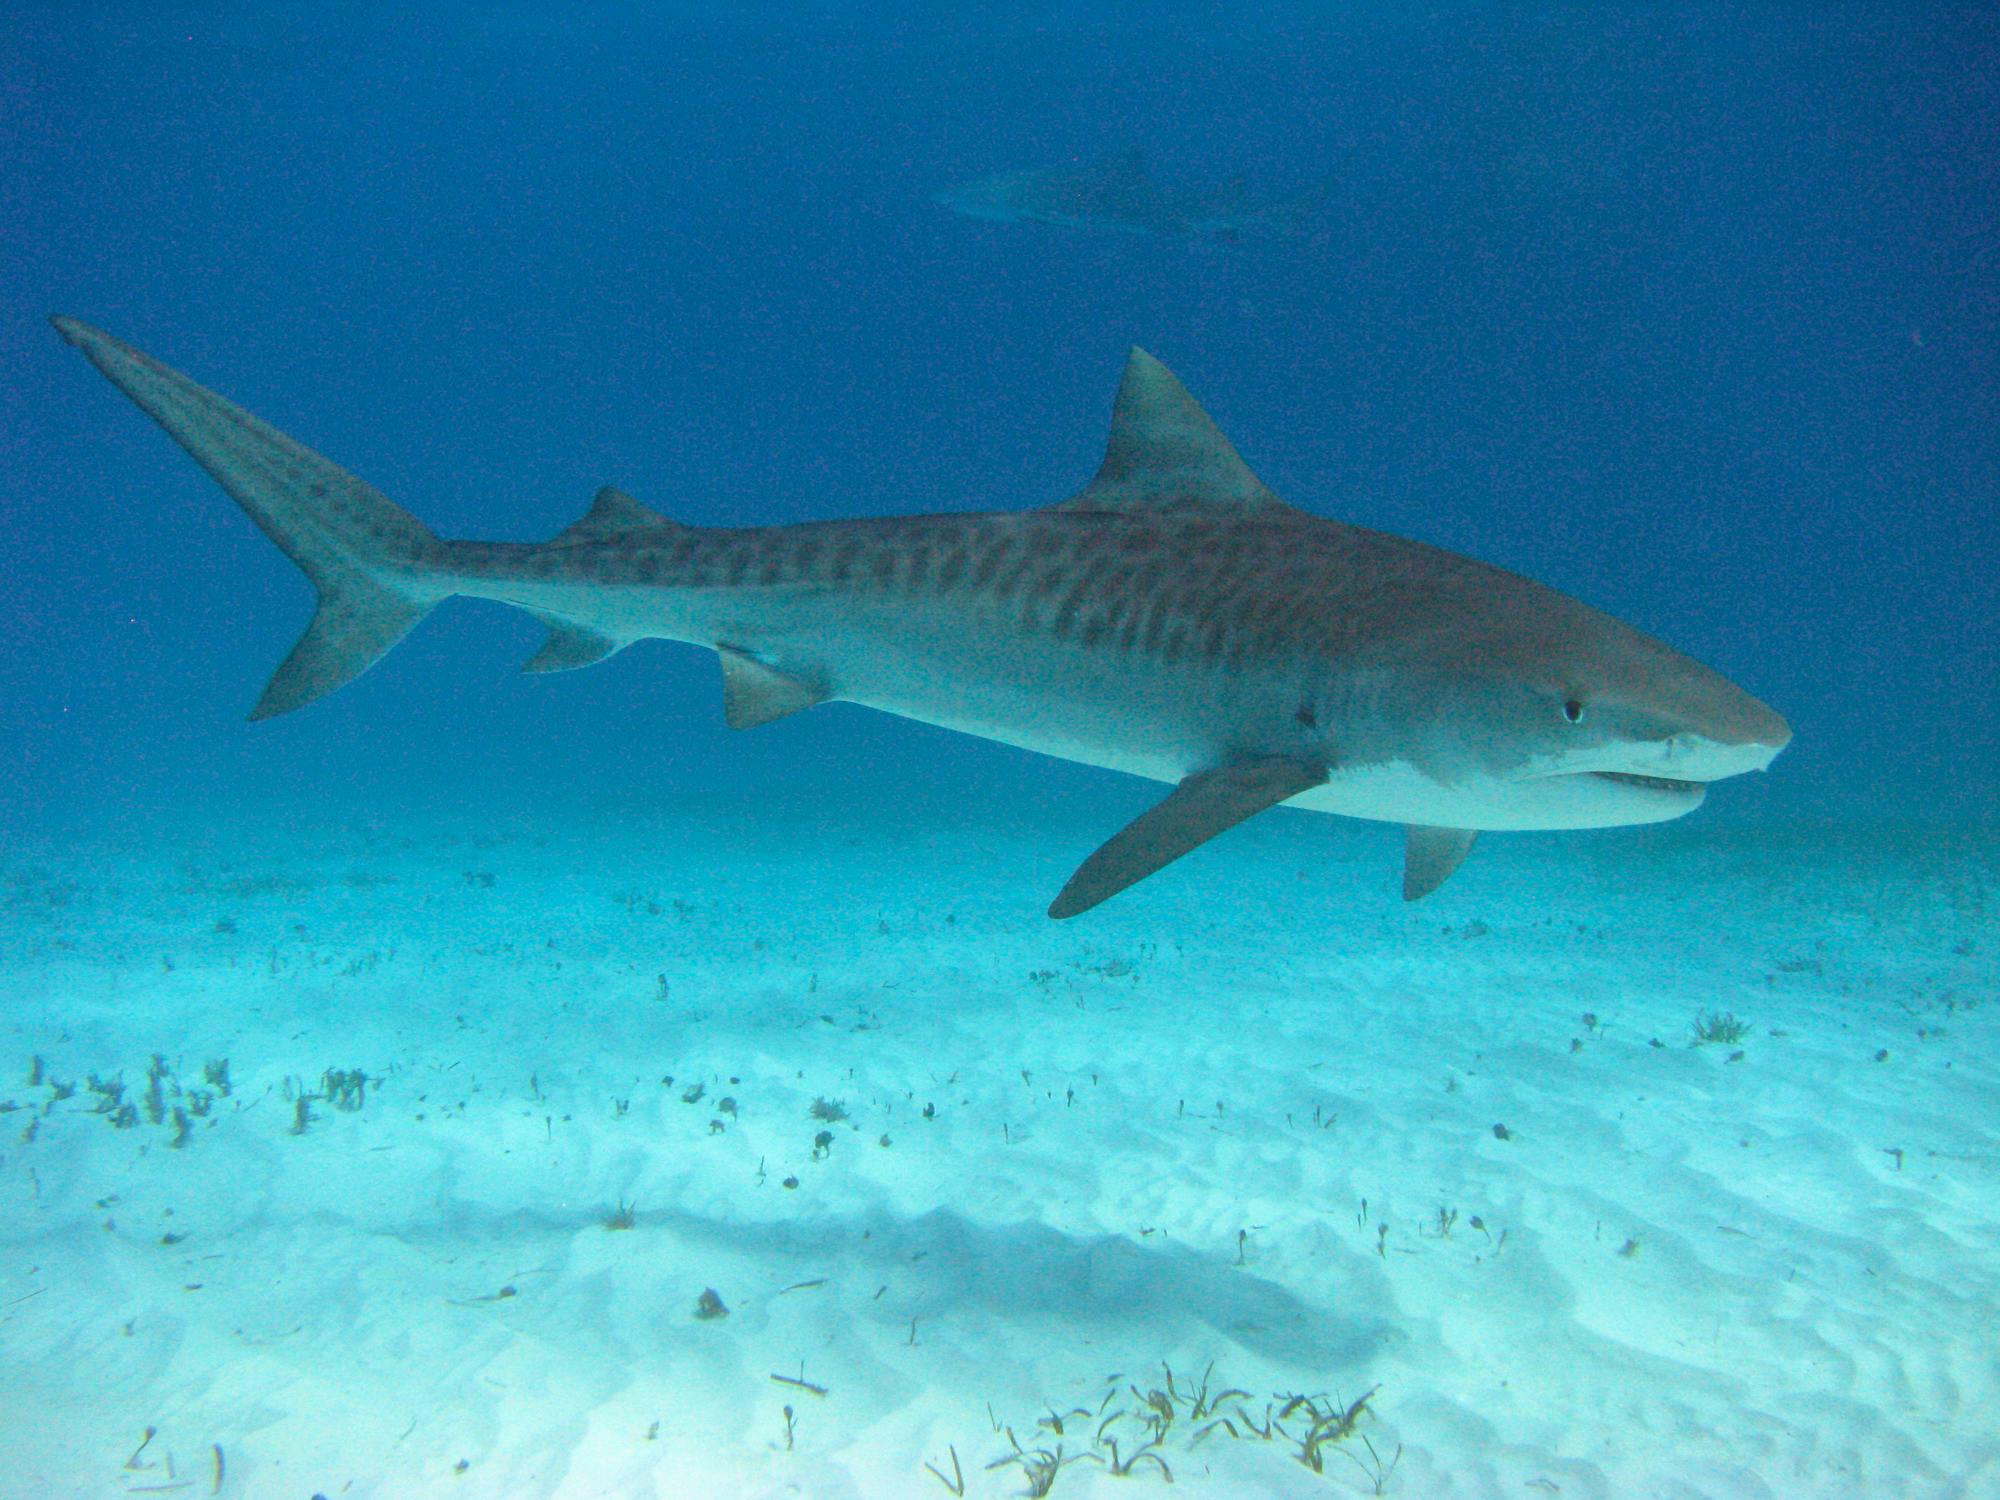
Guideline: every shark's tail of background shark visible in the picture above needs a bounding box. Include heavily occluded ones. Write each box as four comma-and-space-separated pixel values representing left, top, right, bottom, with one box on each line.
53, 317, 448, 720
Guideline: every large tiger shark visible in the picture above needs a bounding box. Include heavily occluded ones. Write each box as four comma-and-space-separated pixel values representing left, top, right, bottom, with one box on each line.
53, 317, 1789, 916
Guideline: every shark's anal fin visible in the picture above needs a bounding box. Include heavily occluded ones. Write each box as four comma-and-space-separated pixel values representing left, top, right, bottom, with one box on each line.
523, 614, 624, 674
1403, 825, 1479, 901
1051, 755, 1327, 919
717, 646, 827, 730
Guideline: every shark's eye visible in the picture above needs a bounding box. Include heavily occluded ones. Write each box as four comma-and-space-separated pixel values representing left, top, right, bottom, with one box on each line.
1562, 698, 1587, 724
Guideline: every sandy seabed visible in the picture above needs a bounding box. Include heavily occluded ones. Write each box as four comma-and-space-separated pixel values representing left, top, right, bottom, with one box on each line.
2, 795, 1995, 1499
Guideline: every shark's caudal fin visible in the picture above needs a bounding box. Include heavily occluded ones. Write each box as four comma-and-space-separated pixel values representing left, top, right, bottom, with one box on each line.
52, 317, 445, 719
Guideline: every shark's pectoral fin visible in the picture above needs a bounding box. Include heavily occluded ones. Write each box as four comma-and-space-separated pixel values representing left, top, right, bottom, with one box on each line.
1403, 825, 1479, 901
717, 646, 827, 730
523, 614, 624, 674
1051, 756, 1327, 919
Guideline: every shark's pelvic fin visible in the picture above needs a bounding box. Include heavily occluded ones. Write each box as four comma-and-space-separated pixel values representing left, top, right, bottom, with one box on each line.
1403, 825, 1479, 901
718, 646, 827, 730
50, 316, 445, 720
1060, 349, 1300, 518
1050, 755, 1326, 919
523, 614, 624, 674
548, 485, 677, 545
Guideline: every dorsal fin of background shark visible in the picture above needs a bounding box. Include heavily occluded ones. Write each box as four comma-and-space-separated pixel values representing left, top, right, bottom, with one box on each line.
52, 316, 1790, 915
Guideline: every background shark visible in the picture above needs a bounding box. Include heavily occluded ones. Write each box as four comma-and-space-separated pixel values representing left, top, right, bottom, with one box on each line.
935, 149, 1330, 241
54, 317, 1789, 916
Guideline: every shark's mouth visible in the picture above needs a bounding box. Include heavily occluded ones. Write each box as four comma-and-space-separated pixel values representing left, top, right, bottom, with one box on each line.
1589, 771, 1706, 794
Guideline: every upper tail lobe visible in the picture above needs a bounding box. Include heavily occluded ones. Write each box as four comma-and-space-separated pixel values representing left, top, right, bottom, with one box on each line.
53, 317, 446, 718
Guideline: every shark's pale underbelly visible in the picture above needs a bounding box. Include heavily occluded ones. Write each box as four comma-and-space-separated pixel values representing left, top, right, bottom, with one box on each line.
573, 583, 1698, 835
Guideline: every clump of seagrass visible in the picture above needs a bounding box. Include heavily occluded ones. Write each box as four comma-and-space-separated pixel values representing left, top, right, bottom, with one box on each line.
321, 1067, 369, 1111
961, 1361, 1398, 1495
1278, 1387, 1376, 1474
1690, 1010, 1750, 1046
923, 1445, 965, 1496
984, 1431, 1084, 1498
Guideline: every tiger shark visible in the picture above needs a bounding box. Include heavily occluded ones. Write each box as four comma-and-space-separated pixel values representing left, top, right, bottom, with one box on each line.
935, 150, 1329, 242
53, 316, 1789, 916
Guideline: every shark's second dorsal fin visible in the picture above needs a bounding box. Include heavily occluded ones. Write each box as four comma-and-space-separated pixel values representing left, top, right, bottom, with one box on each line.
1056, 350, 1301, 518
550, 486, 678, 545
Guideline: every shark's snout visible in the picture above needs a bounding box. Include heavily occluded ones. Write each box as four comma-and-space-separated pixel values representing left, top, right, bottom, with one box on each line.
1741, 700, 1792, 756
1624, 642, 1791, 770
1508, 657, 1790, 829
1596, 697, 1790, 785
1695, 678, 1791, 757
1649, 729, 1784, 781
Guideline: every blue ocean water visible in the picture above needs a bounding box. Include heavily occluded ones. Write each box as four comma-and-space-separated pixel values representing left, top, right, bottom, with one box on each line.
3, 6, 1997, 1497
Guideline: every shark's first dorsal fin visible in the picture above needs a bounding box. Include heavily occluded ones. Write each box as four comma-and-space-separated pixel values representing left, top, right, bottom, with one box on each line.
550, 486, 677, 545
1056, 349, 1300, 518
